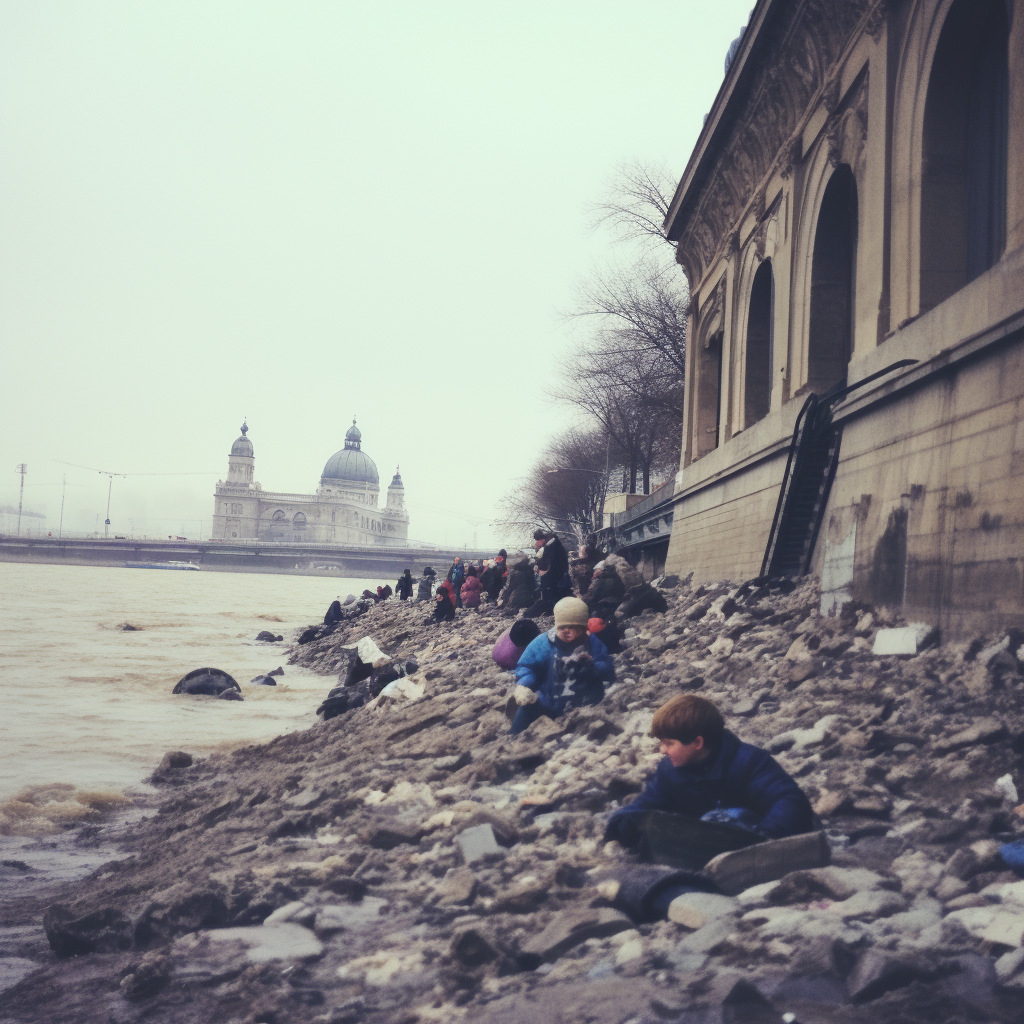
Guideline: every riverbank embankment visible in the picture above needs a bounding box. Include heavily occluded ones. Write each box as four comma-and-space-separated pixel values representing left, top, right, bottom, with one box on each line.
4, 579, 1024, 1023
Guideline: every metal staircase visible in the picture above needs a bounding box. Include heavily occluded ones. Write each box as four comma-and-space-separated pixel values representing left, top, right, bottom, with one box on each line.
760, 359, 918, 579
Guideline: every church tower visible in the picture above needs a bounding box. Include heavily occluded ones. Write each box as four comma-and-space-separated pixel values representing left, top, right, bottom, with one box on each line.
227, 422, 255, 486
386, 466, 404, 510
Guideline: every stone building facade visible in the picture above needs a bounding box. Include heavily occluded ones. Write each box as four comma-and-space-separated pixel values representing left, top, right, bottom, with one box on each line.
211, 419, 410, 545
663, 0, 1023, 635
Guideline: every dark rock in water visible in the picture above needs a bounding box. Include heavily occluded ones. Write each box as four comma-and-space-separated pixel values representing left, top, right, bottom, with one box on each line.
172, 668, 241, 698
119, 622, 142, 631
218, 688, 243, 701
249, 674, 277, 686
256, 630, 283, 642
158, 751, 192, 771
150, 750, 193, 784
298, 623, 338, 645
43, 904, 134, 958
268, 666, 284, 677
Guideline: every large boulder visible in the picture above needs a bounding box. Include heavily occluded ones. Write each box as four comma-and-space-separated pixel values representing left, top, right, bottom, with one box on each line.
172, 668, 242, 699
255, 630, 283, 642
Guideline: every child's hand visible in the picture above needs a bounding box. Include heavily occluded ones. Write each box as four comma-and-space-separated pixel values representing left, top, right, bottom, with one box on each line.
513, 684, 539, 705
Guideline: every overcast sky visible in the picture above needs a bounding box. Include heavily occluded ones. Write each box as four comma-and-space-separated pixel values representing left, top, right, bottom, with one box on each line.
0, 1, 752, 548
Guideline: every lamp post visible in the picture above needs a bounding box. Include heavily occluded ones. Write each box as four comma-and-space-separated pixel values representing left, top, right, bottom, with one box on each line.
15, 464, 26, 536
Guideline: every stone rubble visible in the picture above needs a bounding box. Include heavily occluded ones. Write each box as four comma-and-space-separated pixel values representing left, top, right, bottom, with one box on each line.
4, 576, 1024, 1023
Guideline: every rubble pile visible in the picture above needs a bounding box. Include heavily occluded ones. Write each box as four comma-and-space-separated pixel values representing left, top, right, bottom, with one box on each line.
6, 578, 1024, 1024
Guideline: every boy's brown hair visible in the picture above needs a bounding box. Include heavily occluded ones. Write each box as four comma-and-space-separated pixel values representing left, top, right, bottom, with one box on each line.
650, 694, 725, 747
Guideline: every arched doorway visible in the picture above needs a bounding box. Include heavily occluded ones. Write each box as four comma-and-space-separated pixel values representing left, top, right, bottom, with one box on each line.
808, 164, 857, 395
920, 0, 1008, 311
744, 260, 773, 426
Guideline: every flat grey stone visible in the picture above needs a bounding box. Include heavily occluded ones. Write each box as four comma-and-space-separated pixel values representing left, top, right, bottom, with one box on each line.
934, 718, 1005, 752
702, 831, 831, 895
207, 922, 322, 962
520, 908, 632, 962
667, 892, 739, 929
456, 823, 501, 864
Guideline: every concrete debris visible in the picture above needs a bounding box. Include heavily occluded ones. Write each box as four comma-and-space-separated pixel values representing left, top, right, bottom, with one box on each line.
11, 577, 1024, 1024
872, 623, 938, 655
455, 823, 501, 864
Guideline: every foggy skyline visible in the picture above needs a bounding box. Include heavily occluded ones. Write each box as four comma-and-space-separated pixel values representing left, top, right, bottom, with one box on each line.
1, 2, 753, 547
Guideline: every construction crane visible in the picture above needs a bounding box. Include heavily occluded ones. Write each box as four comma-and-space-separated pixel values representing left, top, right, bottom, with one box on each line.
54, 461, 216, 539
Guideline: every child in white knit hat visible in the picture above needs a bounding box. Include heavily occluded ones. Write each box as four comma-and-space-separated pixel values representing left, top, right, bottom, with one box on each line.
509, 597, 615, 735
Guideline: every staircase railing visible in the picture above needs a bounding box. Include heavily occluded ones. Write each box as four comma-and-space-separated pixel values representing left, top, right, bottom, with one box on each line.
760, 359, 918, 579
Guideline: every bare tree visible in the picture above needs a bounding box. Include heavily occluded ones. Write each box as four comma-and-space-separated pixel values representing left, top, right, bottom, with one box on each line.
589, 159, 678, 251
556, 160, 688, 494
496, 426, 613, 547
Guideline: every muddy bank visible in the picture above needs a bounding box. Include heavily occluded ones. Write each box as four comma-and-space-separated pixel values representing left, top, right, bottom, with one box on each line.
4, 579, 1024, 1023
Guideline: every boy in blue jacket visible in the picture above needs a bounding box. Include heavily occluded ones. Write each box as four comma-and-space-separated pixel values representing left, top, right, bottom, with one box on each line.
510, 597, 615, 735
606, 694, 813, 847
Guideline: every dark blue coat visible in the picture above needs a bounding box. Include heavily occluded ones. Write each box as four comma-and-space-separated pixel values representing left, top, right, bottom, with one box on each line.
515, 630, 615, 716
607, 730, 813, 842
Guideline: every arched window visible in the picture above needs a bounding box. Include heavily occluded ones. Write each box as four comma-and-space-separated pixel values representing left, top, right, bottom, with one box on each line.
695, 331, 724, 458
272, 510, 286, 521
808, 165, 857, 395
920, 0, 1008, 311
293, 512, 306, 530
744, 260, 773, 426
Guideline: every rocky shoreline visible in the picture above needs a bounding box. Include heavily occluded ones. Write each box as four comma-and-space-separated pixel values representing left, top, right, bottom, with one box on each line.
3, 577, 1024, 1023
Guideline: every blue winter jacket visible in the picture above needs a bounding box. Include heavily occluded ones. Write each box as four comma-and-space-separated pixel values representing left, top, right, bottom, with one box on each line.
514, 630, 615, 716
606, 729, 813, 843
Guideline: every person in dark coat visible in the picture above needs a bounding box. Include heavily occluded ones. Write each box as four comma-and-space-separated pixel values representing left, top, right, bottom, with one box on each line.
324, 599, 344, 624
570, 542, 600, 597
533, 530, 572, 613
416, 568, 435, 602
497, 553, 537, 612
447, 557, 466, 608
380, 584, 393, 600
431, 587, 456, 623
480, 561, 503, 601
606, 695, 814, 847
582, 560, 627, 619
396, 569, 414, 601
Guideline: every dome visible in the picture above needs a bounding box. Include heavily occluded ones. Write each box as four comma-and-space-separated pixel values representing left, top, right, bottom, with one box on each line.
231, 422, 253, 457
321, 448, 379, 485
322, 417, 378, 485
389, 466, 403, 488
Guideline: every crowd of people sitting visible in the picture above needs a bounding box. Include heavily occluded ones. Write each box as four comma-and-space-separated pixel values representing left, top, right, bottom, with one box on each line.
315, 527, 819, 922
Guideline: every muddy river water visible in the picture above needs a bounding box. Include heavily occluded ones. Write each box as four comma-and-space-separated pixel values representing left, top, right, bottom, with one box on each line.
0, 562, 388, 835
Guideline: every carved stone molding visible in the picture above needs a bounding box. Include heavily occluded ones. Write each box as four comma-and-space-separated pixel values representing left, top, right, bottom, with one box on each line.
676, 0, 870, 287
864, 0, 889, 40
753, 218, 770, 262
826, 71, 869, 169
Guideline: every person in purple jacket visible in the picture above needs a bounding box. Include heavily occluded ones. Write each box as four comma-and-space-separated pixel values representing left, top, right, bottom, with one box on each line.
606, 694, 814, 847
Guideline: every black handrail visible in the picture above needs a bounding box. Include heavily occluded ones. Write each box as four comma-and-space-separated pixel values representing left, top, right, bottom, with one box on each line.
759, 359, 918, 579
760, 393, 817, 578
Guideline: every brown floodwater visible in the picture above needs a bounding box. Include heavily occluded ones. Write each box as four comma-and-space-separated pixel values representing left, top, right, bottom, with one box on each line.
0, 562, 388, 835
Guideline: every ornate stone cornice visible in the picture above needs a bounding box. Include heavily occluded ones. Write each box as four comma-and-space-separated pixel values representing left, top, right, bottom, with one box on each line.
674, 0, 872, 289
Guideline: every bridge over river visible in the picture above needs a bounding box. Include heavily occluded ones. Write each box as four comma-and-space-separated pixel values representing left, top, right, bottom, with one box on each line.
0, 535, 493, 580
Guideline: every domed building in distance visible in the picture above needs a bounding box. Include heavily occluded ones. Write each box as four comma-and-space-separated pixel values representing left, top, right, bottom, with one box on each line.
211, 418, 409, 544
